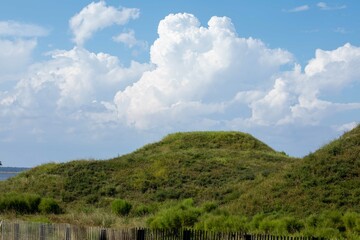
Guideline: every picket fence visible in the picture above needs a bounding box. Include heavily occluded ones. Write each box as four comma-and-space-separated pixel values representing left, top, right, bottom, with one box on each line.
0, 220, 325, 240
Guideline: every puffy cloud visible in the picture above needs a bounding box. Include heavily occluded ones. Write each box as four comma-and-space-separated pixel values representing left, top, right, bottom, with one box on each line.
70, 1, 139, 46
2, 10, 360, 163
112, 14, 360, 131
113, 13, 293, 129
304, 43, 360, 88
247, 44, 360, 126
249, 79, 294, 125
0, 21, 49, 37
3, 13, 359, 135
1, 47, 152, 120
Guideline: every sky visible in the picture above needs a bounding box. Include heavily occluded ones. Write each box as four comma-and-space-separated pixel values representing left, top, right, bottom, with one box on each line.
1, 1, 360, 167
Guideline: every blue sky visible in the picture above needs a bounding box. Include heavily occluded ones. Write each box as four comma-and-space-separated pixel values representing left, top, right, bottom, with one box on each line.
0, 1, 359, 167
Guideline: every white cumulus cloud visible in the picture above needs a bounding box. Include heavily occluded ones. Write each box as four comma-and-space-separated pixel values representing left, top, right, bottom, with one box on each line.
111, 14, 360, 131
113, 13, 293, 129
1, 9, 360, 163
247, 44, 360, 126
69, 1, 140, 46
0, 47, 152, 120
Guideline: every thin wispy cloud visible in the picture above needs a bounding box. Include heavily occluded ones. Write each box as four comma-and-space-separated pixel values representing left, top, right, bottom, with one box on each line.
334, 27, 348, 34
113, 29, 148, 50
317, 2, 346, 10
284, 5, 310, 13
0, 21, 49, 37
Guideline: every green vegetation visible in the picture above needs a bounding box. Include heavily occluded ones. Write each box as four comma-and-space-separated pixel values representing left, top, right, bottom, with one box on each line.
0, 127, 360, 239
39, 198, 62, 214
111, 199, 132, 216
0, 193, 60, 214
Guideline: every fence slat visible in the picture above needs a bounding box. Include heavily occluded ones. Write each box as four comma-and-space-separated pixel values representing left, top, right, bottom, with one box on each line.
0, 220, 327, 240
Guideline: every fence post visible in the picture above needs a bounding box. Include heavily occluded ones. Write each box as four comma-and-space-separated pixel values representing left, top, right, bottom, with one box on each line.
243, 233, 251, 240
65, 227, 71, 240
39, 224, 46, 240
136, 229, 145, 240
99, 229, 107, 240
183, 229, 191, 240
13, 223, 19, 240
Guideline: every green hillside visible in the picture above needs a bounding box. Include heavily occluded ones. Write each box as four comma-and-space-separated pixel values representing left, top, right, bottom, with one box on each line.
1, 128, 360, 238
0, 131, 291, 206
230, 125, 360, 216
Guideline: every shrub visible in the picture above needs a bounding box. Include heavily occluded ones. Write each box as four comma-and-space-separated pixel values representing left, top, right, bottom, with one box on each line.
282, 217, 304, 234
134, 204, 152, 216
148, 198, 201, 229
342, 212, 360, 233
201, 201, 218, 213
25, 194, 42, 213
0, 193, 41, 214
38, 198, 61, 214
111, 199, 132, 216
197, 214, 249, 232
249, 213, 266, 231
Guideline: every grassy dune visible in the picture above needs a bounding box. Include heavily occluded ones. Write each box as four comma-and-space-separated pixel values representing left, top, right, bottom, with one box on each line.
1, 127, 360, 238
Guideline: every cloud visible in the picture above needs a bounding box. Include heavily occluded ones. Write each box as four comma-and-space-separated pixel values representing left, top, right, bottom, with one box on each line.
0, 21, 48, 83
0, 47, 152, 120
113, 13, 293, 129
335, 122, 358, 133
112, 14, 360, 131
285, 5, 310, 13
247, 43, 360, 126
2, 10, 360, 164
317, 2, 346, 10
2, 13, 359, 134
69, 1, 140, 46
113, 29, 147, 49
334, 27, 347, 34
0, 39, 37, 82
0, 21, 49, 37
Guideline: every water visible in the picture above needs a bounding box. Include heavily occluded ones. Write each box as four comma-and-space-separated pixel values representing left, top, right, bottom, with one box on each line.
0, 172, 19, 181
0, 167, 28, 181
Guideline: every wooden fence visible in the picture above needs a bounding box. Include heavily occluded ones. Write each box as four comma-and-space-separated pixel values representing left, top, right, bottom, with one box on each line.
0, 220, 325, 240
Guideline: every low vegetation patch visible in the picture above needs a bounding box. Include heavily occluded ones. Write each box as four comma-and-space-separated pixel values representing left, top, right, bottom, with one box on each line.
0, 193, 61, 215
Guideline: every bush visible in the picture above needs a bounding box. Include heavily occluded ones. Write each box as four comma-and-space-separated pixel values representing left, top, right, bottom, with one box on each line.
282, 217, 304, 234
0, 193, 41, 214
38, 198, 61, 214
197, 214, 249, 232
134, 204, 152, 216
255, 215, 305, 235
342, 212, 360, 233
148, 198, 201, 229
111, 199, 132, 216
201, 201, 218, 213
26, 194, 42, 213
